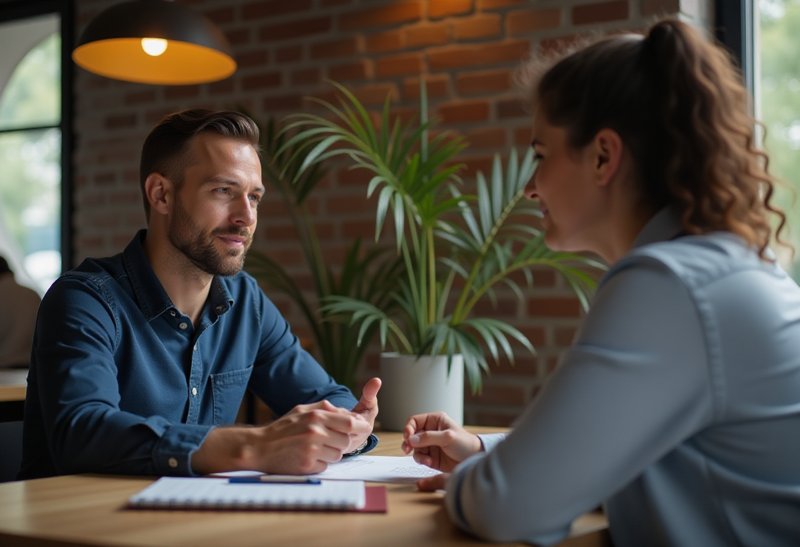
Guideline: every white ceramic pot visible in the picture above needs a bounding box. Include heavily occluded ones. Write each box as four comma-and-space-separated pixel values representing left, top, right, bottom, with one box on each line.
377, 352, 464, 431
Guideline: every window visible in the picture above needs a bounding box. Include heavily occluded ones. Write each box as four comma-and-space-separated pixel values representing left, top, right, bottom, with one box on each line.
717, 0, 800, 278
755, 0, 800, 277
0, 1, 72, 293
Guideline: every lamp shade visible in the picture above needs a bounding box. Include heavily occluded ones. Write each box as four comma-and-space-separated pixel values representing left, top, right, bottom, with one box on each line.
72, 0, 236, 85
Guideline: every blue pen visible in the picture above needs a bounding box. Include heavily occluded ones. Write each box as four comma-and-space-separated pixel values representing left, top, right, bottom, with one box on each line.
228, 475, 321, 485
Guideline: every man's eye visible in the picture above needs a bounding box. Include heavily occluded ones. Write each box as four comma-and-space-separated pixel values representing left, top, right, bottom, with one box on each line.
214, 187, 231, 195
249, 194, 262, 204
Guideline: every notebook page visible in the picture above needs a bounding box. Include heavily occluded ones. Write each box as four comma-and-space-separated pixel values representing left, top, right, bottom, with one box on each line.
128, 477, 366, 510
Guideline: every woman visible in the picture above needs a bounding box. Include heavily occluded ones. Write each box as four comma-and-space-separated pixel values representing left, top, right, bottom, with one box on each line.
402, 19, 800, 547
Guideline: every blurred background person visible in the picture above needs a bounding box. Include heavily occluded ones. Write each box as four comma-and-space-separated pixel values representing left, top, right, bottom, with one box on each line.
0, 255, 41, 368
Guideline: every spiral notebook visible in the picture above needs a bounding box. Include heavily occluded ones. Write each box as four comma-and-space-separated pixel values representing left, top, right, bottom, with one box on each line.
127, 477, 387, 512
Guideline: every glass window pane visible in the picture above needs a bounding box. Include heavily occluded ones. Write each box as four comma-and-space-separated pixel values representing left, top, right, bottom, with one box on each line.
0, 129, 61, 291
758, 0, 800, 278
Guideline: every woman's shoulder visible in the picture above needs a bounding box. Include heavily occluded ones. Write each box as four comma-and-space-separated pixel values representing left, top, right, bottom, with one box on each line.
608, 232, 784, 290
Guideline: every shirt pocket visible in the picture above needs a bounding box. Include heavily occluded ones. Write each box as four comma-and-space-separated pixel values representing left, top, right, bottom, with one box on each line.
209, 367, 252, 424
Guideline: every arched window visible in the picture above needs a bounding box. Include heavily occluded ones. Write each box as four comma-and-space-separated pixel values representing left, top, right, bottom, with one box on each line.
0, 1, 71, 294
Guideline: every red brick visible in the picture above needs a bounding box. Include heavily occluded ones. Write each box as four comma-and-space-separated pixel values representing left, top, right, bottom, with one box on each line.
439, 100, 490, 124
242, 71, 282, 90
225, 28, 251, 46
452, 13, 501, 41
262, 93, 303, 111
403, 75, 450, 100
429, 40, 529, 70
242, 0, 313, 19
507, 7, 561, 35
461, 156, 494, 175
478, 0, 524, 9
124, 90, 157, 105
310, 37, 360, 59
328, 60, 371, 81
290, 68, 321, 86
520, 326, 547, 347
554, 326, 578, 346
642, 0, 680, 16
104, 113, 136, 129
497, 97, 527, 119
164, 86, 201, 100
375, 53, 423, 77
456, 69, 512, 95
365, 30, 405, 53
526, 296, 581, 318
405, 23, 449, 48
208, 78, 235, 95
275, 45, 303, 63
237, 50, 269, 69
351, 83, 398, 106
531, 267, 557, 288
259, 17, 332, 42
429, 0, 472, 19
465, 127, 507, 149
340, 2, 423, 31
572, 1, 629, 25
205, 6, 235, 23
342, 219, 376, 239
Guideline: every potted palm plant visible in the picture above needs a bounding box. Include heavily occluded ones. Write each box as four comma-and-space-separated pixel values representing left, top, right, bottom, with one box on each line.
281, 82, 603, 430
245, 118, 403, 391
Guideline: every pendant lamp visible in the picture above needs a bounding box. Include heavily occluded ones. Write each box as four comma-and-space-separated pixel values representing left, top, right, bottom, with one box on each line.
72, 0, 236, 85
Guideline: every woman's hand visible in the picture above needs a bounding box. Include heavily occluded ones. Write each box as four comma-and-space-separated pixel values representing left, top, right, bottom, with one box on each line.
401, 412, 483, 472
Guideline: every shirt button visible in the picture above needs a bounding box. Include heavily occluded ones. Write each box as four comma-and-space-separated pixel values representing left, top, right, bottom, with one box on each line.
215, 305, 225, 314
168, 457, 178, 468
169, 310, 177, 317
193, 344, 198, 352
191, 387, 198, 397
178, 322, 188, 330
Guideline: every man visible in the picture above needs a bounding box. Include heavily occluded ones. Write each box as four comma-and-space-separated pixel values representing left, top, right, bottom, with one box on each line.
20, 109, 380, 479
0, 256, 41, 368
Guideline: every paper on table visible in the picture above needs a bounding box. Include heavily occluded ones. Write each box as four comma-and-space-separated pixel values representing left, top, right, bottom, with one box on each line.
308, 455, 441, 483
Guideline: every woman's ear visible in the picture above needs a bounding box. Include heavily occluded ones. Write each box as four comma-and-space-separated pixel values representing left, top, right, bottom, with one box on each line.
143, 173, 172, 216
592, 128, 624, 187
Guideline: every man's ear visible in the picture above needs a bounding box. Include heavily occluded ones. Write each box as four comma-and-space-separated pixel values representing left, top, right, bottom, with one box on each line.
592, 128, 624, 187
143, 173, 172, 215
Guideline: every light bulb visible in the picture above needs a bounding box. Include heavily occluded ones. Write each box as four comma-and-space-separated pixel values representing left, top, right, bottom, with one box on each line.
141, 38, 168, 57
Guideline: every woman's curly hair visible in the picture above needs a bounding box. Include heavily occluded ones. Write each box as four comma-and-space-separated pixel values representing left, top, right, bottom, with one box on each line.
519, 19, 788, 261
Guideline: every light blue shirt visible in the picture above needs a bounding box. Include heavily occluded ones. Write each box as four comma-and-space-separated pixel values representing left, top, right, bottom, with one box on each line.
446, 208, 800, 546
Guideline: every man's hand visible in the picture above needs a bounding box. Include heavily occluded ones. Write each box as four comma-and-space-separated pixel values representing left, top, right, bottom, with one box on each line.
345, 377, 381, 453
191, 399, 372, 475
401, 412, 482, 473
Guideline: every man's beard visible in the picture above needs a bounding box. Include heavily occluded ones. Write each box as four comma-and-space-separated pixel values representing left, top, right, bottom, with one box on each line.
168, 200, 252, 277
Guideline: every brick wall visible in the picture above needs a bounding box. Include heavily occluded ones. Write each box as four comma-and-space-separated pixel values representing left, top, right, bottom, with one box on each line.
72, 0, 710, 425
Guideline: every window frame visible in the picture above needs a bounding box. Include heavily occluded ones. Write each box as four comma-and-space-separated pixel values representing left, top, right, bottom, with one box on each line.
0, 0, 74, 271
715, 0, 756, 98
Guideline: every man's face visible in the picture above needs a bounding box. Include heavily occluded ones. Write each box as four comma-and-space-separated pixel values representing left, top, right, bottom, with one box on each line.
168, 133, 263, 276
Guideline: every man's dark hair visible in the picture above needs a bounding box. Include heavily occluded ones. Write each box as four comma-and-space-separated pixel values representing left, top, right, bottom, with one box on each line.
139, 109, 260, 217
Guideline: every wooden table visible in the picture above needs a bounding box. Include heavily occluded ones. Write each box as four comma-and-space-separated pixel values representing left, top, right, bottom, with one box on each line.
0, 369, 27, 422
0, 430, 611, 547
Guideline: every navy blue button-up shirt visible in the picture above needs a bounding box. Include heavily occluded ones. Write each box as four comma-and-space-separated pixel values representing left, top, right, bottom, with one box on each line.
21, 230, 357, 478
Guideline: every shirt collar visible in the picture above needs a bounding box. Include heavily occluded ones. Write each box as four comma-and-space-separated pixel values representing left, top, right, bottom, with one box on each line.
631, 206, 684, 249
121, 230, 234, 321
